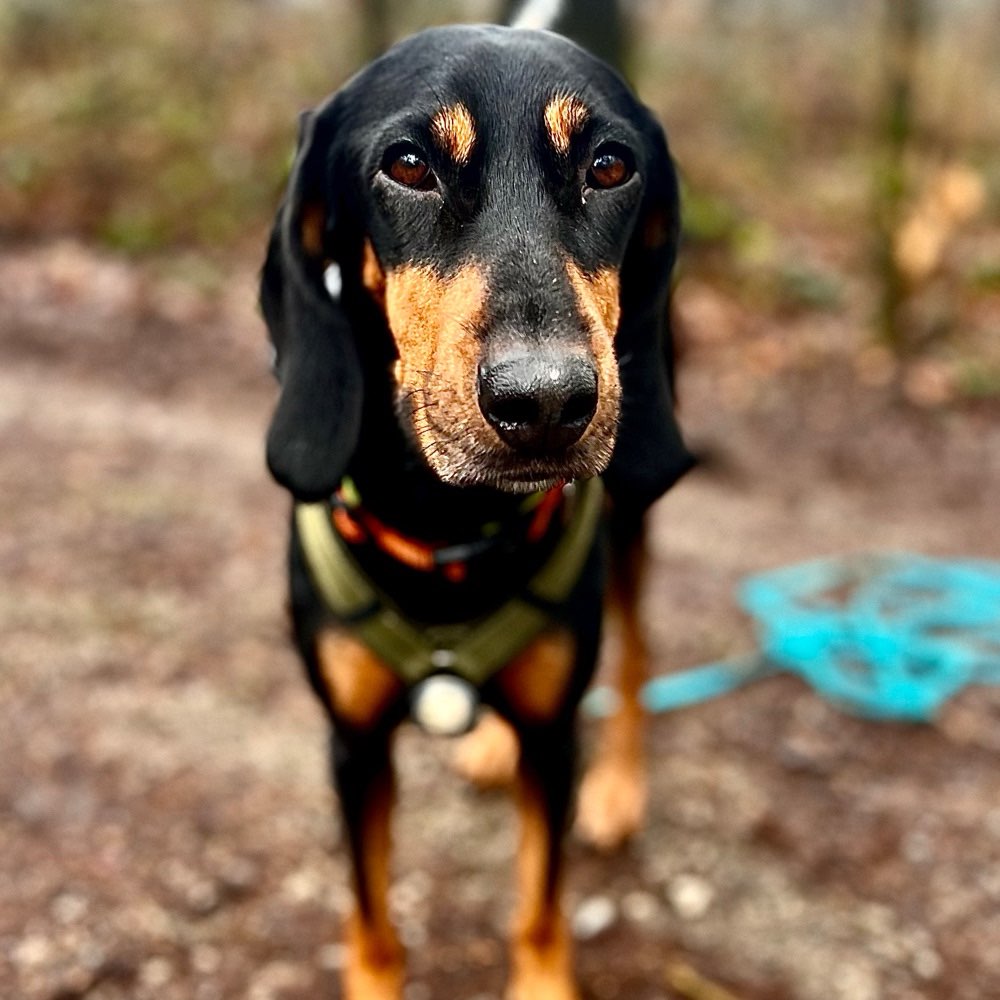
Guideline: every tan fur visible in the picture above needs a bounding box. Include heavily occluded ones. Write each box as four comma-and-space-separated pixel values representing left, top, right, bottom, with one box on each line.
362, 238, 387, 306
510, 771, 580, 1000
543, 95, 589, 155
498, 631, 576, 723
342, 781, 404, 1000
315, 630, 404, 729
431, 103, 477, 165
383, 262, 490, 482
453, 711, 520, 788
565, 260, 622, 470
565, 261, 621, 339
576, 530, 649, 850
299, 200, 326, 257
315, 631, 404, 998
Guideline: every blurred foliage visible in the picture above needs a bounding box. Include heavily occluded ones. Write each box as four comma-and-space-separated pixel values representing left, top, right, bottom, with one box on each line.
0, 0, 997, 384
0, 0, 485, 251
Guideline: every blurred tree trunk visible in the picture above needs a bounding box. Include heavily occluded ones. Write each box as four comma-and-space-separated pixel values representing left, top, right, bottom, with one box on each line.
874, 0, 925, 354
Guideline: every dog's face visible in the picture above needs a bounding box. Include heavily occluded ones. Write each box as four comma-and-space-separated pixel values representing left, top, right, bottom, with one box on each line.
352, 36, 645, 491
264, 26, 689, 503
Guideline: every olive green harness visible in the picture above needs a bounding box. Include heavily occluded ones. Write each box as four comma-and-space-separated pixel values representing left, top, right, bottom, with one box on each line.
294, 477, 604, 689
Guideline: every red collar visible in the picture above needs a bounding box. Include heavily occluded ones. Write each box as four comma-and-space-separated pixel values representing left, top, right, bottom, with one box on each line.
328, 480, 567, 584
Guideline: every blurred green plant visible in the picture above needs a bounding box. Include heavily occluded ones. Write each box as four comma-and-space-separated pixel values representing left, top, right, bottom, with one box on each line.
0, 0, 368, 252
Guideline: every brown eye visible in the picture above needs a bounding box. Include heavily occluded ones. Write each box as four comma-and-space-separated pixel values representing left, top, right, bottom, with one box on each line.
587, 146, 632, 189
386, 147, 432, 189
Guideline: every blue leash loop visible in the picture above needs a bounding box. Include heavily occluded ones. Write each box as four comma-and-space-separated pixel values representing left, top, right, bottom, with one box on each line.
585, 554, 1000, 722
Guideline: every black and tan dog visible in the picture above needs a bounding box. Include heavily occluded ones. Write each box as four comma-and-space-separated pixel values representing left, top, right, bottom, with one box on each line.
261, 22, 691, 1000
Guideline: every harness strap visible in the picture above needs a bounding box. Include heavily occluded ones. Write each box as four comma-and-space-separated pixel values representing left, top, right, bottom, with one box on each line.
295, 478, 604, 687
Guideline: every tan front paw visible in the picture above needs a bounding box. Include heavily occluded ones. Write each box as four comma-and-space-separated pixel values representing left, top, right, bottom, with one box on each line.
343, 918, 404, 1000
452, 711, 519, 788
507, 933, 580, 1000
343, 959, 404, 1000
575, 759, 647, 851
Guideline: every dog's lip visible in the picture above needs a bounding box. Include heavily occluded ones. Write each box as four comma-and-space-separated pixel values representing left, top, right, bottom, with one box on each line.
480, 452, 607, 488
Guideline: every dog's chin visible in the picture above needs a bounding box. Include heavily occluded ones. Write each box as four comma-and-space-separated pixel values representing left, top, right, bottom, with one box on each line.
421, 445, 613, 494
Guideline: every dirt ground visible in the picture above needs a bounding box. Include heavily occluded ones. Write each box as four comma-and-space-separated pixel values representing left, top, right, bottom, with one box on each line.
2, 241, 999, 1000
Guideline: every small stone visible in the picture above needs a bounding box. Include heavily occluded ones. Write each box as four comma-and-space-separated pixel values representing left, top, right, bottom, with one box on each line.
186, 879, 221, 914
572, 895, 617, 940
399, 919, 429, 949
281, 866, 323, 905
901, 829, 935, 865
912, 948, 943, 980
833, 963, 880, 1000
317, 943, 347, 971
12, 934, 53, 969
51, 891, 89, 924
621, 890, 660, 925
192, 944, 222, 975
216, 854, 258, 893
666, 874, 715, 921
139, 956, 174, 989
249, 960, 311, 1000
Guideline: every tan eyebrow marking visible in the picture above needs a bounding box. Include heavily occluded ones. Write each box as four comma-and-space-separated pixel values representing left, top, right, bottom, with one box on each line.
543, 94, 589, 155
430, 103, 477, 165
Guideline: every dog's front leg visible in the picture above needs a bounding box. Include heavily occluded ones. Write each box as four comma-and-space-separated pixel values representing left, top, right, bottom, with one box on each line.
495, 632, 582, 1000
316, 631, 406, 1000
331, 725, 404, 1000
576, 511, 650, 850
508, 722, 580, 1000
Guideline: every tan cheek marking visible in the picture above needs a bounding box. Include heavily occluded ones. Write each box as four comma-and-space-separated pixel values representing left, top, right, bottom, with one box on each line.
383, 262, 488, 450
315, 630, 404, 729
566, 260, 621, 339
498, 631, 576, 723
361, 238, 386, 306
384, 263, 486, 379
431, 103, 477, 165
543, 94, 589, 155
299, 200, 326, 257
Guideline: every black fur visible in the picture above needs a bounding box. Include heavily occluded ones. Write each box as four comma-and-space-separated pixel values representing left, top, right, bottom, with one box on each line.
260, 23, 692, 987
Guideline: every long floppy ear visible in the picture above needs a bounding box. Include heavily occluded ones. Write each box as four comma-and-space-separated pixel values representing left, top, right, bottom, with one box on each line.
261, 106, 363, 502
603, 110, 695, 513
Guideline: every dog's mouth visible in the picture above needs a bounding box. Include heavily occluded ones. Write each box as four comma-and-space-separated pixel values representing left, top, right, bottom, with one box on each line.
395, 380, 620, 493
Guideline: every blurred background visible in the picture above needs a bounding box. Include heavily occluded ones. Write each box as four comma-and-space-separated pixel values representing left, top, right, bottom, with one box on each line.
1, 2, 998, 999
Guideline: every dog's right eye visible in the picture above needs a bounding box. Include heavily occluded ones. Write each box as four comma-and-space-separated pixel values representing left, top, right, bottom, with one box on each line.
383, 145, 434, 190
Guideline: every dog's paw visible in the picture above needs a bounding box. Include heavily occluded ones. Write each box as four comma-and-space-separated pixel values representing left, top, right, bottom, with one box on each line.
452, 711, 519, 788
507, 930, 580, 1000
343, 959, 404, 1000
574, 759, 647, 851
343, 917, 405, 1000
506, 971, 581, 1000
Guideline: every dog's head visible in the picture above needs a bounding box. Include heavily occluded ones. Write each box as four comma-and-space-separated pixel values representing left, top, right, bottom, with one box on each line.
262, 25, 691, 504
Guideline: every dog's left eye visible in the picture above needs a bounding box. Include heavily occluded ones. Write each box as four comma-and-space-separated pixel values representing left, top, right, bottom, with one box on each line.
587, 145, 633, 190
384, 145, 434, 190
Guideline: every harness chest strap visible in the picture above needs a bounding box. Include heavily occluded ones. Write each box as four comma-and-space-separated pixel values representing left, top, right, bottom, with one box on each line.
294, 478, 604, 687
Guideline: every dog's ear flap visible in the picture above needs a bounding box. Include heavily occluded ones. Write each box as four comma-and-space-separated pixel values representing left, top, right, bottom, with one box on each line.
261, 106, 363, 502
603, 112, 695, 513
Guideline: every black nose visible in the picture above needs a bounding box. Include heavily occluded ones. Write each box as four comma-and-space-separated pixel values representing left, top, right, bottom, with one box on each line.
477, 354, 598, 452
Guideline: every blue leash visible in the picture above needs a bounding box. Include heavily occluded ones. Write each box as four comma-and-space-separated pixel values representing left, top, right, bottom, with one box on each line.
584, 554, 1000, 723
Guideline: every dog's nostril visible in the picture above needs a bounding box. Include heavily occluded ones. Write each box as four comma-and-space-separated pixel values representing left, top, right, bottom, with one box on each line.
489, 395, 540, 429
560, 387, 598, 428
